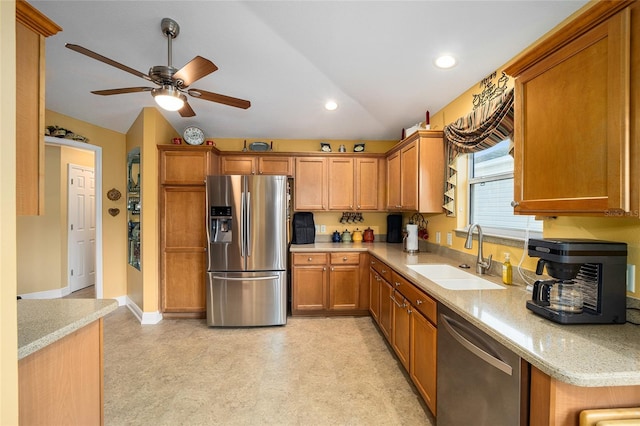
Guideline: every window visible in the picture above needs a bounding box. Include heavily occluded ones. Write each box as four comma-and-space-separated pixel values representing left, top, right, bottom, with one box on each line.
469, 139, 542, 238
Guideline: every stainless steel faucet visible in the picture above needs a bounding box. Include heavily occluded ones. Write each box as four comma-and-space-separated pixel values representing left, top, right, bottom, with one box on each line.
465, 224, 492, 275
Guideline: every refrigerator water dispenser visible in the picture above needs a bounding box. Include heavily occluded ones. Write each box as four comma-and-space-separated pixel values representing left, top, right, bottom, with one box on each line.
210, 206, 233, 243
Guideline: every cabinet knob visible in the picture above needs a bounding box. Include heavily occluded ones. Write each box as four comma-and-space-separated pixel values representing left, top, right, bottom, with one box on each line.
371, 261, 376, 265
342, 256, 348, 261
307, 257, 313, 262
357, 205, 361, 209
381, 269, 387, 274
407, 308, 412, 314
323, 267, 326, 271
394, 281, 401, 287
416, 299, 423, 305
511, 200, 520, 207
331, 267, 334, 271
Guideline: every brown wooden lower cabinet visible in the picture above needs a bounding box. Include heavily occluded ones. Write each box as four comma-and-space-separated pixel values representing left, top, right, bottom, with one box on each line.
391, 290, 411, 370
529, 365, 640, 426
410, 309, 437, 416
160, 186, 207, 318
19, 320, 104, 425
291, 251, 369, 316
369, 256, 437, 417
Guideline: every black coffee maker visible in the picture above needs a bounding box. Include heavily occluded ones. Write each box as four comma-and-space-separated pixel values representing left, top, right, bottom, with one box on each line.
526, 238, 627, 324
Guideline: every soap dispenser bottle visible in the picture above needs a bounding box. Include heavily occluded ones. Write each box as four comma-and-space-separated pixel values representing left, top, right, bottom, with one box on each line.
502, 253, 512, 285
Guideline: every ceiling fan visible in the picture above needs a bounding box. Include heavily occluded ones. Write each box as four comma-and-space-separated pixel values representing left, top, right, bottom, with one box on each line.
66, 17, 251, 117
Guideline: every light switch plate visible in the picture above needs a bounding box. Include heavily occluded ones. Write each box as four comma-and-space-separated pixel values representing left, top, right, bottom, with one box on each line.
435, 232, 441, 244
320, 225, 326, 233
446, 232, 453, 246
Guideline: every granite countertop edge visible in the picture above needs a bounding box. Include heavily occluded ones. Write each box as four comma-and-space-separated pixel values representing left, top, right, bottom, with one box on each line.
18, 299, 118, 360
290, 242, 640, 388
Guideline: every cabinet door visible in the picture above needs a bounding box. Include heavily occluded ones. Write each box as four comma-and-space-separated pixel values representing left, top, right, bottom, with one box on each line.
379, 279, 393, 341
161, 186, 207, 314
328, 158, 355, 210
292, 265, 328, 312
160, 150, 210, 184
355, 158, 379, 210
512, 11, 630, 215
258, 156, 293, 176
400, 141, 419, 211
220, 156, 255, 175
294, 157, 327, 210
411, 309, 437, 416
369, 270, 381, 323
391, 292, 411, 370
386, 151, 401, 209
329, 265, 359, 310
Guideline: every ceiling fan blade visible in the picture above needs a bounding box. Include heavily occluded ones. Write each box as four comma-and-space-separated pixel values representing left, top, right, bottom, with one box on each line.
91, 87, 154, 96
172, 56, 218, 88
188, 88, 251, 109
66, 43, 152, 82
178, 101, 196, 117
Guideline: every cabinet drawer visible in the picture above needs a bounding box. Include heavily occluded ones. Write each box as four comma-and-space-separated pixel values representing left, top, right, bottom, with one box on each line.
370, 257, 392, 282
330, 252, 360, 265
293, 253, 328, 266
392, 272, 437, 324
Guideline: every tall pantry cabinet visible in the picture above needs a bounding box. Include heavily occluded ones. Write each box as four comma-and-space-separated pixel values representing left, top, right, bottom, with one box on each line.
16, 0, 61, 215
159, 146, 217, 318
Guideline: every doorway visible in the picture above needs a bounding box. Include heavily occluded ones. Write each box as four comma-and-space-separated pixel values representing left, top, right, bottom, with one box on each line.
68, 163, 96, 292
45, 136, 103, 298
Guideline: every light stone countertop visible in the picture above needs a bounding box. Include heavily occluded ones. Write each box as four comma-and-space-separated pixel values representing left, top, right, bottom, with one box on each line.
290, 242, 640, 387
18, 298, 118, 360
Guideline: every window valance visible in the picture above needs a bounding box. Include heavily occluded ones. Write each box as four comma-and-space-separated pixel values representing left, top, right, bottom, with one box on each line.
442, 88, 514, 216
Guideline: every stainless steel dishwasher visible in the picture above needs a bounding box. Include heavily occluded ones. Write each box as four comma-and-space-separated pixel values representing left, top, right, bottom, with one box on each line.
437, 303, 527, 426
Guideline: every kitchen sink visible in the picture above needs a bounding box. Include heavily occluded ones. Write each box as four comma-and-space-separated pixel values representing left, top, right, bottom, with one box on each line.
406, 264, 505, 291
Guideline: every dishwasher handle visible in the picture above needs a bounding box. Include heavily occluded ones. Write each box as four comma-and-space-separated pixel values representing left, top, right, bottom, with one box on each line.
440, 314, 513, 376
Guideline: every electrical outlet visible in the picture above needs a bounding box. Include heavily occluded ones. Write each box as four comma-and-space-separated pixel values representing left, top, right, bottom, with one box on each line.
435, 232, 441, 244
627, 264, 636, 293
446, 232, 453, 246
315, 225, 320, 233
320, 225, 326, 233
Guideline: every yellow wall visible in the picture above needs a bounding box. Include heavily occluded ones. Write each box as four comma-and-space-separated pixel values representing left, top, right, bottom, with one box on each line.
16, 146, 93, 294
212, 138, 396, 153
1, 0, 18, 422
127, 108, 179, 313
45, 110, 128, 299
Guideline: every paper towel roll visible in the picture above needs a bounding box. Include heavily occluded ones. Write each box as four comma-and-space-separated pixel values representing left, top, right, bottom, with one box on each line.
406, 224, 419, 252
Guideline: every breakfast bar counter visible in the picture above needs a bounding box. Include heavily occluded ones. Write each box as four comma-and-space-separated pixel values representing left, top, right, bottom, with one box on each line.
17, 298, 118, 425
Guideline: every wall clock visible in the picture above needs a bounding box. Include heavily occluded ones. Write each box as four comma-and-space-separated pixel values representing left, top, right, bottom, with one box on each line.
183, 126, 205, 145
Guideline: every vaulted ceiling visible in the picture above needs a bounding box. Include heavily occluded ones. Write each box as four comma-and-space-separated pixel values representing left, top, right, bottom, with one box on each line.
33, 1, 588, 141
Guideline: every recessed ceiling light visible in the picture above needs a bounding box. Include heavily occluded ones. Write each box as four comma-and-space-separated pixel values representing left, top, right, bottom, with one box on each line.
325, 101, 338, 111
435, 55, 457, 69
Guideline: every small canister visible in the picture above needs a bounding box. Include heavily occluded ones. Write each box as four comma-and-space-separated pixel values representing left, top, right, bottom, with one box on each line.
352, 228, 363, 242
341, 229, 351, 243
363, 227, 374, 243
332, 230, 341, 243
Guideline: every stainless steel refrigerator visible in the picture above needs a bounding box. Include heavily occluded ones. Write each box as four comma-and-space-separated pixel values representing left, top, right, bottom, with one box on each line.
206, 175, 288, 326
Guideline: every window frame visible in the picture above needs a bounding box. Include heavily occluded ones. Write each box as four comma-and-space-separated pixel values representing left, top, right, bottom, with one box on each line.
465, 142, 543, 242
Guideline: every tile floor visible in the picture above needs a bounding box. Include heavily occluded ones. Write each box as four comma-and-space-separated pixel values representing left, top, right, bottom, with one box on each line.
101, 307, 435, 425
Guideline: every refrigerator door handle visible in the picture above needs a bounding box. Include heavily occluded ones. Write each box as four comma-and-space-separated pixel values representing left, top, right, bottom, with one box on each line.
246, 191, 251, 256
241, 191, 246, 259
211, 275, 280, 281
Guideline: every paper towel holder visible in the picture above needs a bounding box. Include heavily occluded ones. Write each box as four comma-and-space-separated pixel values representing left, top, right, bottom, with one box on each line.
403, 224, 419, 255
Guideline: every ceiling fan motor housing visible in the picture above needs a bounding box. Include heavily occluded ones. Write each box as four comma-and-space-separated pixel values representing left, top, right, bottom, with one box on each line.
149, 65, 180, 86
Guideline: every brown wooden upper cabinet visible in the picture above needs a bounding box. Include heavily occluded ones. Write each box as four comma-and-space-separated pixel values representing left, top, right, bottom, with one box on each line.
16, 0, 61, 215
386, 130, 444, 213
505, 1, 638, 216
220, 154, 293, 176
328, 157, 382, 211
159, 146, 216, 185
295, 155, 383, 211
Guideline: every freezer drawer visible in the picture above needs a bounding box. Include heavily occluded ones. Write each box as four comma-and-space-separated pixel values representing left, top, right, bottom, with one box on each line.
206, 271, 287, 326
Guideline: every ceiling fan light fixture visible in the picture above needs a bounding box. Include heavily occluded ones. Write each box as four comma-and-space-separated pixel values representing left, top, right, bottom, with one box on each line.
153, 86, 186, 111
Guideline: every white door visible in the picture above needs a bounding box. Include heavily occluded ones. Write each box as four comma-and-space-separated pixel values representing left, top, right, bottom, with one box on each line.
68, 164, 96, 292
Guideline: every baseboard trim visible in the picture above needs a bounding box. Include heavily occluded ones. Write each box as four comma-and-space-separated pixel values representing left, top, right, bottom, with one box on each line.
126, 297, 163, 325
18, 286, 71, 299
